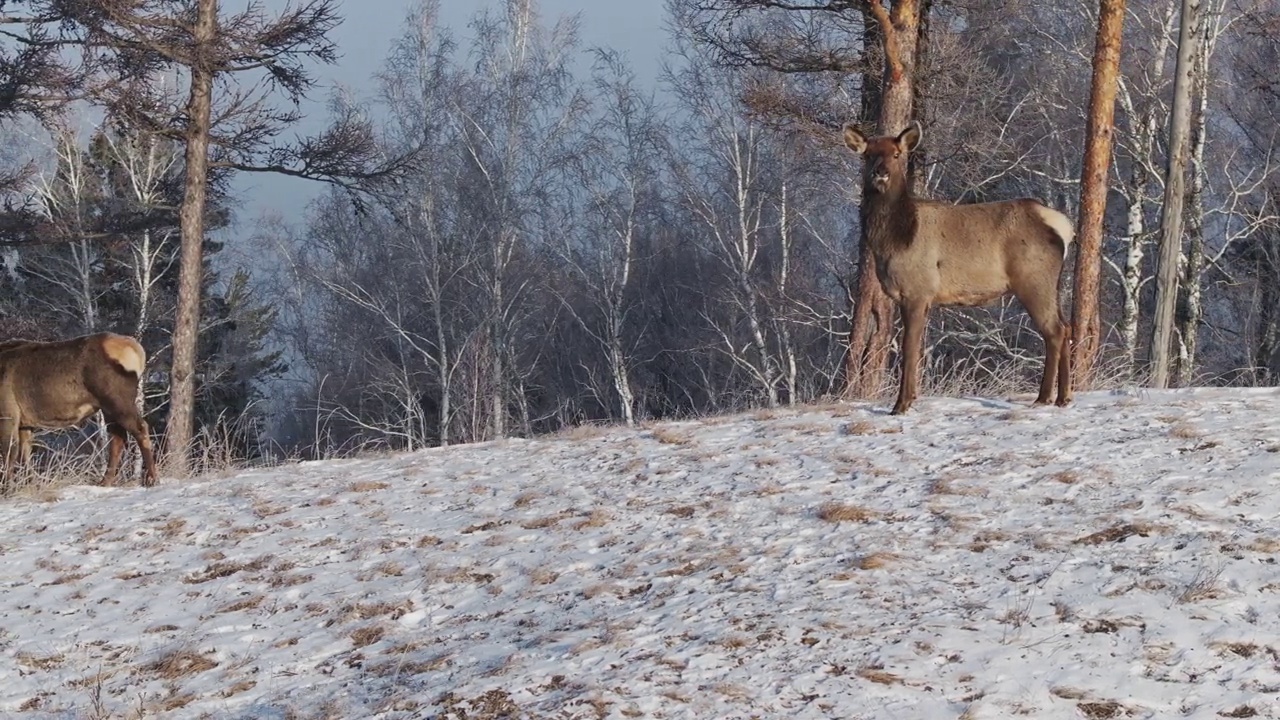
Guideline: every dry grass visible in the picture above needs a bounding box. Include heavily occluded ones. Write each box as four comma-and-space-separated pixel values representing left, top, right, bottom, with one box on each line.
520, 512, 570, 530
528, 568, 559, 585
855, 666, 903, 685
650, 427, 693, 445
220, 680, 257, 698
1177, 566, 1226, 604
350, 625, 386, 648
357, 561, 405, 580
550, 423, 611, 441
816, 501, 878, 523
1052, 470, 1081, 484
16, 652, 65, 671
1077, 700, 1127, 719
1075, 522, 1154, 546
216, 594, 265, 614
929, 477, 986, 497
349, 480, 391, 492
1169, 423, 1203, 440
572, 510, 611, 531
182, 555, 272, 584
842, 420, 878, 436
331, 600, 415, 624
850, 552, 897, 570
143, 649, 218, 679
368, 653, 453, 677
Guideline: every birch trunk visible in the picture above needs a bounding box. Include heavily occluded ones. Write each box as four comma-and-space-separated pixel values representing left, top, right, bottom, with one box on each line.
1149, 0, 1202, 388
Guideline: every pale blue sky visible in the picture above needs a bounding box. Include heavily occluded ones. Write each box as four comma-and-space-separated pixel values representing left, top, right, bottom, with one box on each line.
231, 0, 667, 244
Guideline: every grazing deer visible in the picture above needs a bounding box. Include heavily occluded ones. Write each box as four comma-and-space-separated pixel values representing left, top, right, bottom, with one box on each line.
0, 332, 158, 487
842, 121, 1074, 414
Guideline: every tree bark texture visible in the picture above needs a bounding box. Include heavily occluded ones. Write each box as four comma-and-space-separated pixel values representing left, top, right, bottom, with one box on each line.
1150, 0, 1201, 388
1070, 0, 1126, 388
843, 0, 922, 400
165, 0, 218, 476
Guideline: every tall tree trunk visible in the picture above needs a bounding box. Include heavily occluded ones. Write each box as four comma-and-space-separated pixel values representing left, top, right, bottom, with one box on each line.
1071, 0, 1127, 387
1175, 19, 1211, 386
1150, 0, 1201, 388
1255, 257, 1279, 384
1117, 4, 1177, 370
843, 0, 922, 400
165, 0, 218, 476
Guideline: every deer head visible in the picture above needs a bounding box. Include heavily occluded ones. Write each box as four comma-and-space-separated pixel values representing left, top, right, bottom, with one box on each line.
842, 122, 922, 194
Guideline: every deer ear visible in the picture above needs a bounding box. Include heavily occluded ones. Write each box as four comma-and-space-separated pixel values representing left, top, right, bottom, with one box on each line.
842, 123, 868, 153
897, 121, 922, 152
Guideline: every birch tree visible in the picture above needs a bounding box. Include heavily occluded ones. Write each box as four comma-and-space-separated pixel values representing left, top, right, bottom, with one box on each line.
1149, 0, 1203, 387
557, 51, 663, 425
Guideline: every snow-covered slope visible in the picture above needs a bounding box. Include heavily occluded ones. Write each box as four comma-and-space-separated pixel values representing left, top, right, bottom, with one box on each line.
2, 388, 1280, 719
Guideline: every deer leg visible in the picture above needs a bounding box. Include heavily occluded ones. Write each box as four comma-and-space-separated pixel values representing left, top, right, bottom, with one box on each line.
0, 391, 21, 492
892, 302, 929, 415
0, 420, 17, 494
18, 428, 31, 466
1056, 321, 1074, 407
133, 419, 158, 487
102, 423, 127, 487
1021, 293, 1066, 406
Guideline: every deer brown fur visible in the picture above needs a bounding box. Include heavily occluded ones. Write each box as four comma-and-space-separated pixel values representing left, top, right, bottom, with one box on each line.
0, 332, 158, 487
843, 121, 1074, 414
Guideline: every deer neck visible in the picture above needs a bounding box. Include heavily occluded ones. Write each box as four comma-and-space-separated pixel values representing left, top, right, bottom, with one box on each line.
863, 180, 917, 255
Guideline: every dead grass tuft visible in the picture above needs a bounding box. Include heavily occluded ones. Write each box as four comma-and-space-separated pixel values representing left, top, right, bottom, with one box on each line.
1078, 700, 1127, 719
1169, 423, 1203, 440
929, 477, 986, 497
650, 427, 693, 445
369, 653, 452, 677
529, 568, 559, 585
520, 512, 570, 530
1212, 642, 1263, 658
350, 624, 386, 648
358, 561, 404, 580
572, 509, 611, 530
850, 552, 897, 570
216, 594, 265, 614
816, 501, 878, 523
16, 652, 65, 671
665, 504, 696, 519
182, 555, 272, 584
856, 666, 903, 685
1052, 470, 1080, 484
331, 599, 415, 624
1075, 522, 1154, 546
1177, 566, 1226, 604
269, 571, 313, 588
220, 680, 256, 698
842, 420, 878, 436
143, 648, 218, 679
1219, 705, 1259, 718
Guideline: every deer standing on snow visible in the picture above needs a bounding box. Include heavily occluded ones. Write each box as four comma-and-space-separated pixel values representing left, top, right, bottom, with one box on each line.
842, 121, 1074, 414
0, 332, 158, 488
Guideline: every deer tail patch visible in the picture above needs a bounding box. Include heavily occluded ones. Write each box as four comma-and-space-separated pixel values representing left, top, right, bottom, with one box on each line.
1032, 205, 1075, 260
102, 334, 146, 378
